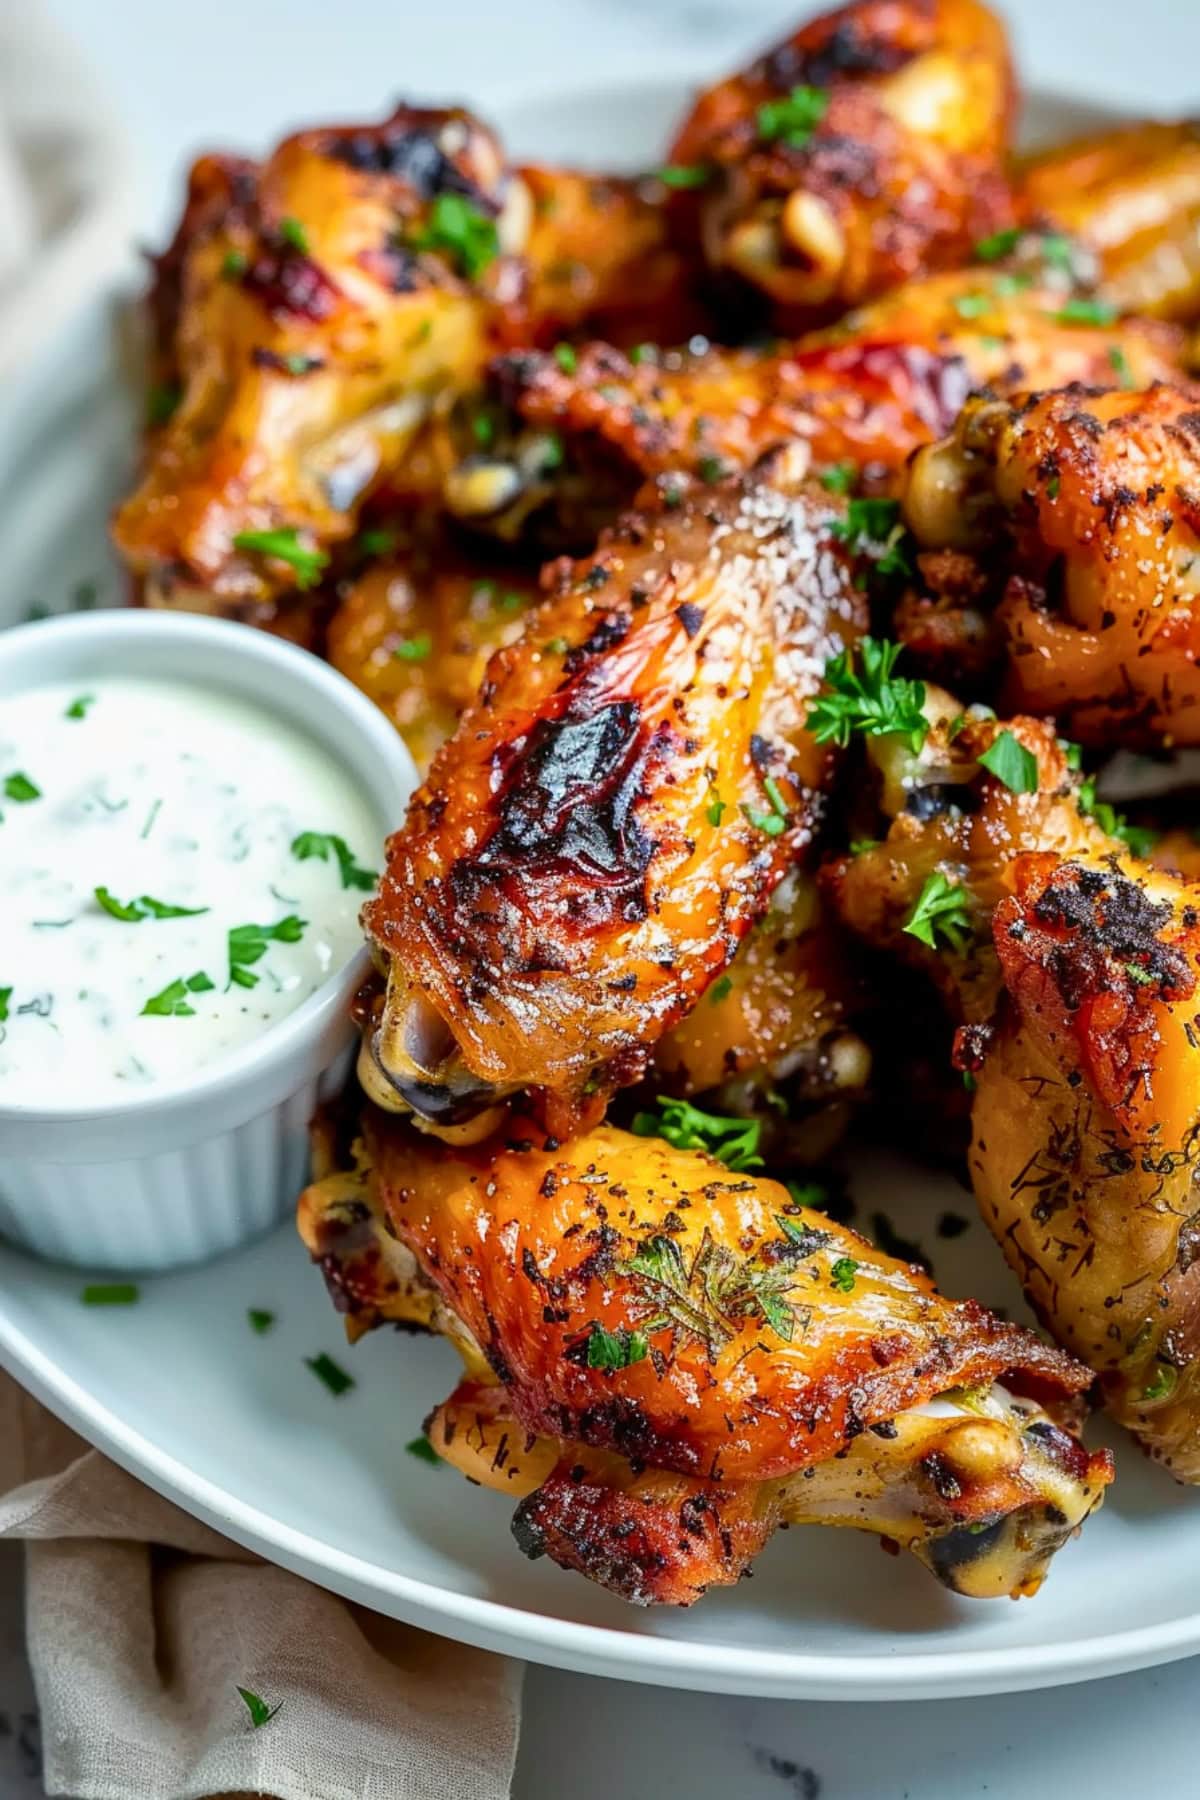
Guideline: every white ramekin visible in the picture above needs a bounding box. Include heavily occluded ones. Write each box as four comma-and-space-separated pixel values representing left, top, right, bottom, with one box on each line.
0, 609, 416, 1271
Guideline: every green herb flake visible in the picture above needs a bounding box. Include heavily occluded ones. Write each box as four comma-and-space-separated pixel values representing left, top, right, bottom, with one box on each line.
973, 227, 1022, 262
829, 1256, 858, 1293
471, 410, 496, 449
585, 1323, 650, 1370
696, 454, 728, 484
849, 837, 880, 855
406, 1433, 441, 1464
227, 915, 307, 991
65, 694, 95, 720
146, 383, 182, 428
392, 633, 432, 662
231, 528, 329, 590
543, 636, 569, 656
247, 1308, 275, 1334
1142, 1364, 1177, 1403
3, 772, 41, 803
953, 291, 993, 319
221, 248, 248, 279
355, 527, 398, 559
819, 462, 856, 495
291, 831, 378, 892
709, 974, 733, 1005
629, 343, 658, 365
652, 164, 711, 189
903, 870, 972, 953
305, 1352, 355, 1397
1108, 343, 1135, 389
756, 84, 829, 148
706, 792, 726, 827
631, 1096, 763, 1171
553, 341, 578, 374
977, 729, 1039, 795
411, 193, 500, 280
81, 1283, 139, 1305
141, 978, 198, 1017
742, 771, 791, 839
236, 1687, 282, 1728
0, 988, 10, 1023
278, 215, 309, 253
538, 431, 565, 472
1054, 297, 1119, 327
807, 636, 928, 752
95, 887, 209, 923
1046, 474, 1061, 501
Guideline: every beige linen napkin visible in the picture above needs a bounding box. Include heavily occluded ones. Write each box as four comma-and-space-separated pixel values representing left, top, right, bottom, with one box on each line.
0, 1373, 523, 1800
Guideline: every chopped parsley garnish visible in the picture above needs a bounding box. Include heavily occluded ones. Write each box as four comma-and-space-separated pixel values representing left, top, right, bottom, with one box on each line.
0, 988, 9, 1022
1108, 343, 1134, 389
231, 528, 329, 590
278, 215, 309, 253
81, 1283, 139, 1305
305, 1352, 355, 1397
140, 971, 215, 1016
1077, 778, 1157, 856
1046, 475, 1061, 501
65, 694, 95, 720
1054, 297, 1119, 327
819, 462, 856, 495
631, 1096, 763, 1171
406, 1433, 441, 1464
291, 831, 378, 892
741, 773, 790, 838
247, 1308, 275, 1334
538, 431, 565, 472
706, 791, 726, 827
94, 887, 209, 923
829, 498, 913, 580
1124, 960, 1157, 987
1142, 1364, 1176, 1402
625, 1229, 806, 1349
709, 974, 733, 1005
977, 730, 1039, 795
696, 454, 729, 484
227, 915, 306, 990
3, 772, 41, 803
953, 291, 993, 319
629, 342, 657, 364
471, 411, 496, 448
146, 382, 182, 427
849, 837, 880, 855
756, 84, 828, 147
221, 248, 248, 279
543, 636, 569, 656
807, 637, 928, 752
829, 1256, 858, 1293
392, 633, 432, 662
585, 1323, 650, 1370
411, 193, 499, 280
355, 527, 398, 558
903, 870, 972, 952
553, 341, 578, 374
653, 163, 711, 189
973, 226, 1022, 262
236, 1687, 282, 1728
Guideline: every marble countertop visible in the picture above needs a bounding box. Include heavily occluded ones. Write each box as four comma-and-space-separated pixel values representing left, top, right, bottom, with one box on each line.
13, 2, 1200, 1795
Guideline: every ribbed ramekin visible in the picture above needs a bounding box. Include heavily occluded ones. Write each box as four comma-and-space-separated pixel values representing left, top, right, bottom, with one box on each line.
0, 610, 415, 1271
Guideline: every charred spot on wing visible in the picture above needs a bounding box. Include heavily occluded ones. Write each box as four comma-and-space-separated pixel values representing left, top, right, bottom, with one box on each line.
483, 700, 655, 900
1031, 863, 1193, 998
325, 119, 484, 202
243, 246, 341, 320
762, 18, 913, 92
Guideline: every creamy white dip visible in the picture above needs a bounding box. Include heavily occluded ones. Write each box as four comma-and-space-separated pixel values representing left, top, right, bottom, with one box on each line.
0, 677, 380, 1104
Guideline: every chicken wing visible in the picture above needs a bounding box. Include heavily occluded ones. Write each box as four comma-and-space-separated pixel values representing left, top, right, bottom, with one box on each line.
664, 0, 1016, 329
901, 381, 1200, 747
359, 459, 870, 1141
445, 269, 1183, 548
298, 1105, 1111, 1603
966, 851, 1200, 1479
113, 104, 528, 610
1017, 119, 1200, 323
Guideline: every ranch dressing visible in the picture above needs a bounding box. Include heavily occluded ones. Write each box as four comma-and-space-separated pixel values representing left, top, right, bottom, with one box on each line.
0, 676, 380, 1104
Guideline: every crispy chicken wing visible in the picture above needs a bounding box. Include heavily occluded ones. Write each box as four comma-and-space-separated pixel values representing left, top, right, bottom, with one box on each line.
664, 0, 1016, 329
1017, 120, 1200, 324
445, 270, 1183, 547
359, 462, 869, 1141
113, 105, 529, 609
902, 382, 1200, 746
966, 852, 1200, 1478
298, 1106, 1110, 1603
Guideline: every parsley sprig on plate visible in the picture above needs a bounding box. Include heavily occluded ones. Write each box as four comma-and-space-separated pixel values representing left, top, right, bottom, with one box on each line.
807, 637, 928, 753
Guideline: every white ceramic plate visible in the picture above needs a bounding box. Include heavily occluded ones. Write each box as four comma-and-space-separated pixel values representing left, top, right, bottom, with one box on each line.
4, 76, 1196, 1702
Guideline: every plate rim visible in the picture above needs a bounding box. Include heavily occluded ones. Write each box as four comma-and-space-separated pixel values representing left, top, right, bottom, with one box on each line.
0, 74, 1176, 1701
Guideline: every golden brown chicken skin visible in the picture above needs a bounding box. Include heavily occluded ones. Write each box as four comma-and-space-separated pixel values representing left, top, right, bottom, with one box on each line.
902, 382, 1200, 747
324, 521, 538, 773
445, 270, 1184, 547
965, 851, 1200, 1479
113, 104, 536, 609
664, 0, 1016, 329
359, 462, 869, 1141
298, 1107, 1111, 1604
1017, 120, 1200, 324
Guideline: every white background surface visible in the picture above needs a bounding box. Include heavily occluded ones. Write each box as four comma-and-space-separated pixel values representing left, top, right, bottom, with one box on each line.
10, 1, 1200, 1795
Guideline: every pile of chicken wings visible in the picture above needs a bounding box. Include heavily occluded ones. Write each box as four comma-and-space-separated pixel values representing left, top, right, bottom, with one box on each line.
113, 0, 1200, 1611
